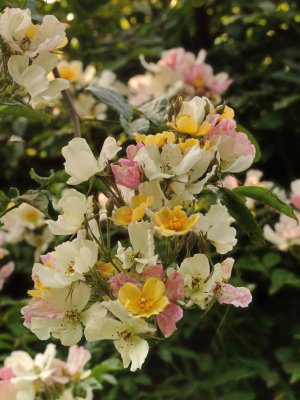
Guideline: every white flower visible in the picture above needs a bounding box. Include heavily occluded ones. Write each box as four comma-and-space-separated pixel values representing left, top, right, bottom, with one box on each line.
83, 300, 153, 372
8, 54, 69, 108
178, 253, 216, 308
30, 283, 91, 346
116, 221, 158, 273
0, 8, 66, 57
0, 8, 32, 52
194, 204, 237, 254
62, 137, 121, 185
47, 189, 92, 235
36, 238, 98, 288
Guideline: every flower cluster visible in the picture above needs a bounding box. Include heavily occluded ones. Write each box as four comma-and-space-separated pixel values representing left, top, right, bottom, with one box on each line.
23, 96, 253, 372
0, 7, 69, 108
128, 47, 232, 106
0, 344, 92, 400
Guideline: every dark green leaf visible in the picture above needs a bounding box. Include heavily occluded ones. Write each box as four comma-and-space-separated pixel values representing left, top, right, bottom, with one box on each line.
233, 186, 297, 220
0, 191, 10, 214
87, 86, 133, 119
236, 123, 261, 162
0, 98, 51, 121
219, 188, 265, 246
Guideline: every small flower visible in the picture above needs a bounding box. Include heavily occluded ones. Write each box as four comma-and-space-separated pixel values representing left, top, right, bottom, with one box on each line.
118, 277, 169, 318
110, 194, 153, 226
153, 206, 199, 237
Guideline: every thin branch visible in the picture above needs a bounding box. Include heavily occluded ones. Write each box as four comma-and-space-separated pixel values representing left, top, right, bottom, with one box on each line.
53, 67, 81, 138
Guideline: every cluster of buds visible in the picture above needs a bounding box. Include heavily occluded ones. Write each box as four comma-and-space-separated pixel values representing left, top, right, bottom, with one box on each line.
128, 47, 232, 106
23, 95, 254, 371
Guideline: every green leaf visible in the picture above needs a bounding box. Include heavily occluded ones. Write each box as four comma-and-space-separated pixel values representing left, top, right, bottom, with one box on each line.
120, 116, 150, 134
233, 186, 297, 220
0, 98, 51, 121
236, 123, 261, 162
0, 191, 10, 214
273, 94, 300, 110
272, 70, 300, 85
219, 188, 265, 246
87, 86, 133, 119
138, 96, 168, 125
269, 269, 300, 294
30, 168, 68, 185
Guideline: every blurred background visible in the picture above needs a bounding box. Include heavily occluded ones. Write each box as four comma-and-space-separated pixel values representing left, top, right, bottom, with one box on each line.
1, 1, 300, 399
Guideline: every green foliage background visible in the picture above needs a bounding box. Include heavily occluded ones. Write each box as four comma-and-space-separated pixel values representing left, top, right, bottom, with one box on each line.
1, 0, 300, 399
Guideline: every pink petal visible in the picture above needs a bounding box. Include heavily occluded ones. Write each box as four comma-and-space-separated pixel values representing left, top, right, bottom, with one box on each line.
291, 194, 300, 210
142, 261, 164, 281
126, 143, 143, 161
111, 162, 141, 189
157, 303, 183, 338
66, 345, 91, 375
165, 271, 185, 301
0, 367, 15, 380
109, 273, 142, 297
216, 284, 252, 308
0, 262, 14, 291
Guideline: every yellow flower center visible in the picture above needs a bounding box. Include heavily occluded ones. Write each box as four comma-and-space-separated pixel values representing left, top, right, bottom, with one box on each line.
134, 295, 154, 312
25, 24, 40, 40
192, 76, 205, 89
164, 210, 187, 231
22, 209, 40, 223
28, 279, 49, 298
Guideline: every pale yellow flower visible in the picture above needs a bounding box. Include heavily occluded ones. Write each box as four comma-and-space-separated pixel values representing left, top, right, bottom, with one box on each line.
177, 138, 200, 152
118, 277, 169, 318
110, 194, 153, 226
153, 206, 200, 236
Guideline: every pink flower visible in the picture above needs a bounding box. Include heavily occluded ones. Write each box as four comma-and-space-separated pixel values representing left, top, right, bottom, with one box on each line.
109, 273, 142, 297
206, 73, 233, 95
165, 271, 185, 302
0, 262, 14, 291
216, 284, 252, 308
65, 345, 91, 376
157, 303, 183, 338
142, 261, 164, 281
